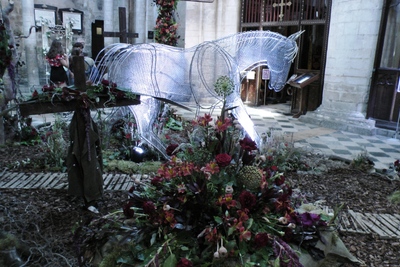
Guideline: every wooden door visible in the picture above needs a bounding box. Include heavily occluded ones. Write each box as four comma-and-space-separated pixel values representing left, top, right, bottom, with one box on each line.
91, 20, 104, 61
367, 0, 400, 130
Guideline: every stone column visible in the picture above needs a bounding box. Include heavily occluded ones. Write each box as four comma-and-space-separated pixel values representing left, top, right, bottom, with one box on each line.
103, 0, 114, 46
299, 0, 383, 135
22, 0, 39, 88
183, 0, 240, 48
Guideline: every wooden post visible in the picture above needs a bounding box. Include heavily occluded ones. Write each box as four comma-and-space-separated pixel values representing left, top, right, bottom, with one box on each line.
73, 56, 86, 91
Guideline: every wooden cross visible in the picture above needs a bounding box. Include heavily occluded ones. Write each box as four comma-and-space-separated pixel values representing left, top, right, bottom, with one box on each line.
103, 7, 138, 43
18, 56, 140, 116
273, 0, 292, 21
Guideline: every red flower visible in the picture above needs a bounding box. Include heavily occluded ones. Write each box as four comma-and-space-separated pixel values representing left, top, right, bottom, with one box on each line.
274, 174, 285, 186
215, 117, 231, 132
101, 79, 110, 86
238, 190, 257, 210
166, 144, 179, 156
143, 201, 156, 214
176, 258, 193, 267
201, 161, 220, 175
254, 233, 270, 248
239, 136, 257, 151
151, 176, 164, 186
216, 194, 237, 209
195, 113, 213, 127
215, 153, 232, 167
123, 201, 135, 218
32, 90, 39, 98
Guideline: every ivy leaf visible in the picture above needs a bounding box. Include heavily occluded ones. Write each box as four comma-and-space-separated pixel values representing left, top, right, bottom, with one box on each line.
214, 216, 223, 224
150, 233, 157, 246
273, 257, 280, 267
162, 253, 177, 267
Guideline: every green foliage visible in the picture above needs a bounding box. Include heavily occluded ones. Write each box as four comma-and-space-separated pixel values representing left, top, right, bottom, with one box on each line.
0, 232, 18, 251
41, 116, 68, 170
103, 158, 161, 174
388, 190, 400, 204
350, 150, 374, 172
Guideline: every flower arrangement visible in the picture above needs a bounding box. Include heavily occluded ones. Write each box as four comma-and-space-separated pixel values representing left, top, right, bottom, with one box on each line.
91, 76, 334, 266
154, 0, 180, 46
28, 79, 138, 109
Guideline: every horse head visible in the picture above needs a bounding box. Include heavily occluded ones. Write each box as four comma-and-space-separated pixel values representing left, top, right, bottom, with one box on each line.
232, 31, 302, 92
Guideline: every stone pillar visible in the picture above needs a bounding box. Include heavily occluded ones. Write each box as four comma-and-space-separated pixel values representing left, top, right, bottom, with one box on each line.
103, 0, 114, 46
299, 0, 383, 135
22, 0, 39, 88
183, 0, 240, 48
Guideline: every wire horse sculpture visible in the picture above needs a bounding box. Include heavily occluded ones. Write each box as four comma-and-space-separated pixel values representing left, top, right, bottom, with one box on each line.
93, 30, 302, 158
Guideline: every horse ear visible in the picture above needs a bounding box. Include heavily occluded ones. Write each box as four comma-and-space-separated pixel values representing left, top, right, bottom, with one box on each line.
288, 30, 305, 41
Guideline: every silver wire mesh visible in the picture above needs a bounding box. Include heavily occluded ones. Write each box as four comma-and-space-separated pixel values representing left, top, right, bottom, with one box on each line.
93, 30, 301, 158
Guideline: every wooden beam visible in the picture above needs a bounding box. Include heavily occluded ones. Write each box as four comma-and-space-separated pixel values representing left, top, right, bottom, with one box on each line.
19, 96, 140, 117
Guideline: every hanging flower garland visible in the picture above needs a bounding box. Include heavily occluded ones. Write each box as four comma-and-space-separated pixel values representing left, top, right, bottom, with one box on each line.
154, 0, 180, 46
0, 22, 13, 78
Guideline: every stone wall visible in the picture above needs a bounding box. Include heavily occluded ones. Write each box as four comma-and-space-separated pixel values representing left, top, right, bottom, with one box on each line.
181, 0, 240, 48
299, 0, 383, 135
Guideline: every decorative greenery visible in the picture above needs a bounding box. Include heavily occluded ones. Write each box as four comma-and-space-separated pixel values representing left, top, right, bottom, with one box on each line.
154, 0, 180, 46
77, 76, 334, 266
28, 79, 138, 109
0, 21, 13, 77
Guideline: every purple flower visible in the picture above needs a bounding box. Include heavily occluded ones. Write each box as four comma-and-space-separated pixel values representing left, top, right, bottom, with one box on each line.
299, 212, 323, 227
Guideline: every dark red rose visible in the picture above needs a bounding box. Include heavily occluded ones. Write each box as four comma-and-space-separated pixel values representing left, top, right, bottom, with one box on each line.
254, 233, 270, 248
176, 258, 193, 267
166, 144, 179, 156
239, 136, 257, 151
274, 175, 285, 186
238, 190, 257, 210
242, 151, 255, 165
42, 84, 54, 92
32, 90, 39, 98
101, 79, 110, 86
123, 201, 135, 218
151, 176, 164, 186
215, 153, 232, 167
143, 201, 156, 214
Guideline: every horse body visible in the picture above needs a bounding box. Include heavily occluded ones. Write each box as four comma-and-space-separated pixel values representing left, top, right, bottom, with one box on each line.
95, 31, 301, 158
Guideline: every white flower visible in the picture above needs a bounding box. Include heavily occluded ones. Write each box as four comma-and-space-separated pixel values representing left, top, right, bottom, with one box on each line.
278, 217, 288, 224
225, 185, 234, 194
